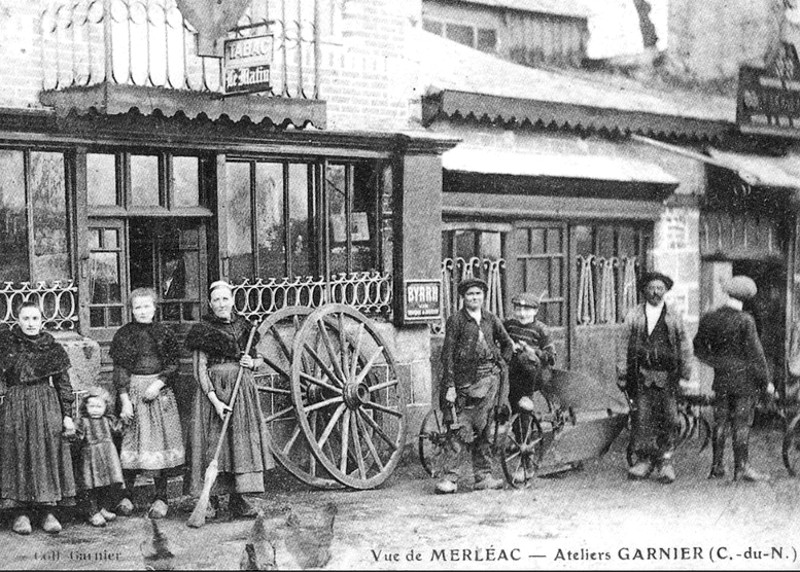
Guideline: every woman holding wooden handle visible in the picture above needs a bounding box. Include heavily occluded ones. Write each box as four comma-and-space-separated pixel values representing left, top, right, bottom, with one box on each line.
186, 281, 274, 520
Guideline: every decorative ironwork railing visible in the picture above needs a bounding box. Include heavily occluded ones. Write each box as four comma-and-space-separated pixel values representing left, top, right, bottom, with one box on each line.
40, 0, 321, 98
0, 281, 79, 331
231, 271, 392, 321
440, 257, 505, 329
576, 255, 638, 325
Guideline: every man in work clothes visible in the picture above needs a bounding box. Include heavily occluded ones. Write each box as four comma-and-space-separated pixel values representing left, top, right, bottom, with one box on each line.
618, 271, 693, 484
693, 275, 774, 482
437, 277, 515, 494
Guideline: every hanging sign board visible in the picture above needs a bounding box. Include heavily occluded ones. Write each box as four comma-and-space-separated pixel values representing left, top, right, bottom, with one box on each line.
223, 35, 274, 94
402, 279, 442, 322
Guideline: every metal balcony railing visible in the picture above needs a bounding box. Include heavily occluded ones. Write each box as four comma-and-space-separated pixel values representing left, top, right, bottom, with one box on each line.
40, 0, 322, 99
0, 281, 79, 331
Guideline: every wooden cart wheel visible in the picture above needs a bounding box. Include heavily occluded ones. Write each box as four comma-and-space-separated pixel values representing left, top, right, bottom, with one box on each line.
782, 412, 800, 476
255, 306, 341, 489
290, 304, 407, 489
696, 415, 711, 453
500, 413, 543, 488
418, 408, 452, 478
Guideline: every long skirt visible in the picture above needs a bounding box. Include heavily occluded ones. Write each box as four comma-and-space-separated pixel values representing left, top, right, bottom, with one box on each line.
0, 383, 76, 508
190, 362, 275, 495
120, 374, 185, 471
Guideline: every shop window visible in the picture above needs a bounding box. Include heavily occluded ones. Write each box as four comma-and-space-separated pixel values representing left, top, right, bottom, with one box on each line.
575, 223, 651, 325
0, 149, 71, 285
226, 158, 384, 282
87, 153, 118, 206
477, 28, 497, 52
328, 162, 378, 275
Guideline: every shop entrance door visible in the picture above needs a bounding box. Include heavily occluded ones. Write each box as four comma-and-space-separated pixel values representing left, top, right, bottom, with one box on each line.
507, 222, 568, 368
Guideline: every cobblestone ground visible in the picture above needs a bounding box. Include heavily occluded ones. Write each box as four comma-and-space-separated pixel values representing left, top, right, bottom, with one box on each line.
3, 423, 799, 571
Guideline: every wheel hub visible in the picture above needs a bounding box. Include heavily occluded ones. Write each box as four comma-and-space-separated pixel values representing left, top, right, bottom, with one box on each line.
343, 381, 369, 409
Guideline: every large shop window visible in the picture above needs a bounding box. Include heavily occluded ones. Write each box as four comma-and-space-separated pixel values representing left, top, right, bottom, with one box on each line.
87, 152, 210, 330
574, 223, 651, 325
225, 159, 384, 282
0, 150, 71, 284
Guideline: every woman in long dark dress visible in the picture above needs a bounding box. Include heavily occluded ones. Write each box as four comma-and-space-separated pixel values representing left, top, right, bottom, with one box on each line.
0, 301, 76, 534
186, 280, 274, 518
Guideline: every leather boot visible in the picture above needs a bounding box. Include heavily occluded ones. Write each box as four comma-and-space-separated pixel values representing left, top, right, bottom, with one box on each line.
708, 426, 726, 479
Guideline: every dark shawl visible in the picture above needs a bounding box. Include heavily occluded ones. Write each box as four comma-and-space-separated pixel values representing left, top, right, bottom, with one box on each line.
0, 326, 71, 382
109, 321, 180, 372
185, 313, 259, 360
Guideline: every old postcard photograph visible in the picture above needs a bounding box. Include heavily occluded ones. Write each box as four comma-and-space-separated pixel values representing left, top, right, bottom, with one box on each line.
0, 0, 799, 570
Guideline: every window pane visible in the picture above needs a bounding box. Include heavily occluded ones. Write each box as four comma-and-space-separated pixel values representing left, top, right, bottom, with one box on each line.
31, 152, 70, 282
477, 28, 496, 52
351, 163, 377, 272
256, 162, 285, 278
104, 229, 118, 249
130, 154, 160, 207
479, 231, 501, 260
160, 222, 201, 321
173, 156, 200, 207
0, 150, 29, 283
422, 19, 443, 35
327, 164, 348, 275
88, 153, 117, 206
446, 24, 474, 47
226, 161, 254, 280
454, 230, 476, 260
288, 163, 311, 277
89, 252, 121, 304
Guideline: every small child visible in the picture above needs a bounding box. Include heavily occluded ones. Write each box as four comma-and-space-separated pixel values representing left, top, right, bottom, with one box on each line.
77, 387, 124, 527
504, 292, 557, 412
503, 292, 556, 484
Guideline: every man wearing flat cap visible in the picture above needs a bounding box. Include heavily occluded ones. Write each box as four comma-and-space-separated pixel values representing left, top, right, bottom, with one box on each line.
437, 277, 514, 494
693, 275, 774, 482
618, 271, 693, 484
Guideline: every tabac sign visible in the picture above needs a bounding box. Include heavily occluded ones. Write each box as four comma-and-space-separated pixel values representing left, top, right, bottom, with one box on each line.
737, 43, 800, 137
402, 279, 442, 323
223, 35, 274, 94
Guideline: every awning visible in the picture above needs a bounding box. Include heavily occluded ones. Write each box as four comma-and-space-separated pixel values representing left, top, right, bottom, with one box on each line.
442, 145, 679, 185
707, 148, 800, 189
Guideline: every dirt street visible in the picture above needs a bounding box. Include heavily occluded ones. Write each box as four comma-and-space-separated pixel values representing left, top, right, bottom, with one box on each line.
2, 425, 799, 571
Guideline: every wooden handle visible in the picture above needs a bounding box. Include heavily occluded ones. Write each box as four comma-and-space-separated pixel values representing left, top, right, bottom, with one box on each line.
209, 322, 259, 464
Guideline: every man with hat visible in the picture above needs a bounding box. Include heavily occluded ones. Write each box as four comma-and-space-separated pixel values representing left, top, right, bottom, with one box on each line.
618, 271, 693, 484
437, 277, 515, 494
693, 275, 774, 482
503, 291, 557, 483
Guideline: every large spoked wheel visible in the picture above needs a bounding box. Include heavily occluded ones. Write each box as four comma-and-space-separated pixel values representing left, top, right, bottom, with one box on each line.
291, 304, 407, 489
255, 306, 341, 489
418, 408, 454, 478
500, 413, 543, 488
782, 412, 800, 476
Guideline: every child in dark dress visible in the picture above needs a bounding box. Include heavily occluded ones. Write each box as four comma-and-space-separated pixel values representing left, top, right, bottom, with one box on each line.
77, 387, 125, 527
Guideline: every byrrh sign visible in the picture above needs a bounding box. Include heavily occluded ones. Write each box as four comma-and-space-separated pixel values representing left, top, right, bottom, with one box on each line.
223, 35, 274, 94
737, 43, 800, 137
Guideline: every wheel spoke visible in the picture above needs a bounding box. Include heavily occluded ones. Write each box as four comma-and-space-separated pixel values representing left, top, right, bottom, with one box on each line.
356, 411, 385, 471
318, 318, 349, 384
265, 405, 295, 423
270, 324, 293, 362
300, 371, 343, 394
257, 386, 292, 396
304, 395, 343, 414
261, 355, 291, 380
338, 311, 348, 379
363, 399, 403, 418
350, 408, 368, 479
282, 424, 303, 455
317, 404, 347, 450
349, 323, 365, 383
339, 409, 351, 473
367, 378, 398, 393
309, 412, 318, 474
505, 450, 521, 463
304, 343, 344, 387
357, 409, 397, 451
354, 346, 385, 385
